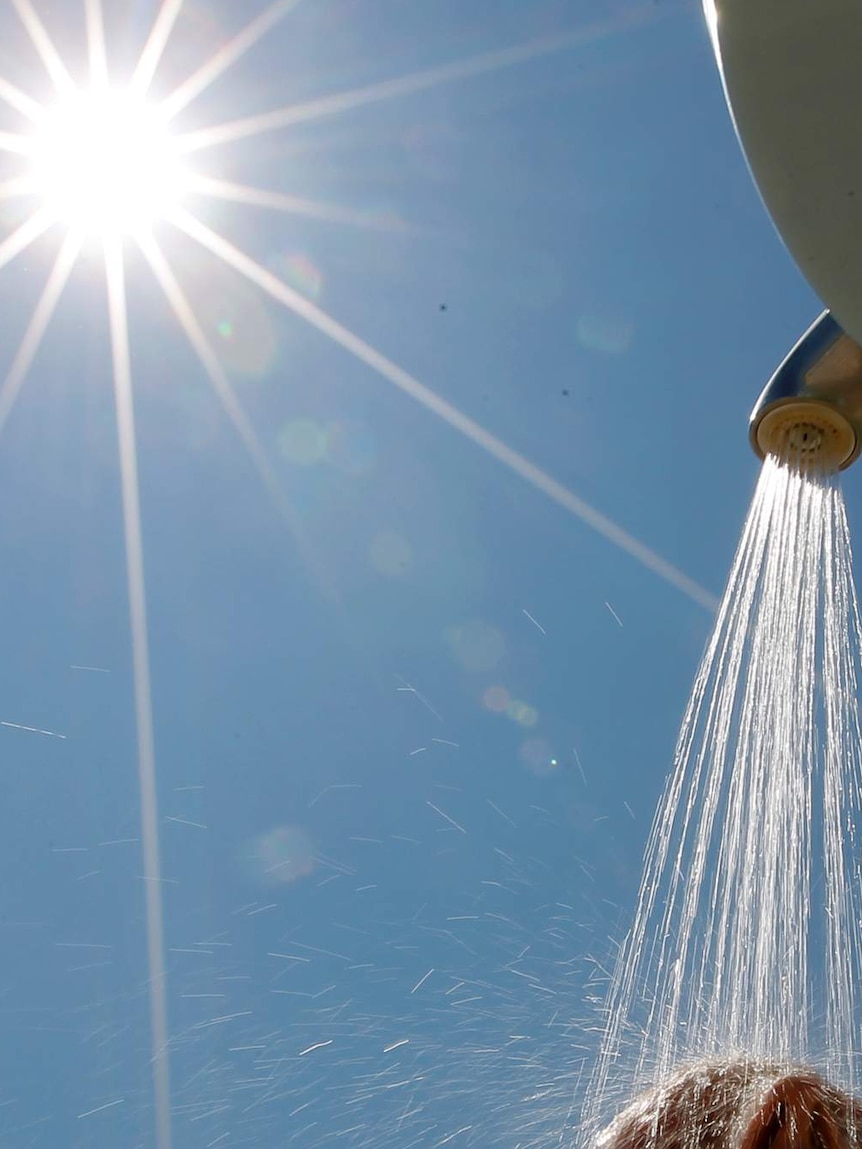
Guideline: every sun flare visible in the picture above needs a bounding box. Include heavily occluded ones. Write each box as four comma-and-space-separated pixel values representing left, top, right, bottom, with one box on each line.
0, 3, 704, 1147
28, 88, 188, 238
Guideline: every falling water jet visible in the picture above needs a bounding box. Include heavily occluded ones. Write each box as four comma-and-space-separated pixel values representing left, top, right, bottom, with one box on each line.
581, 0, 862, 1139
582, 314, 862, 1148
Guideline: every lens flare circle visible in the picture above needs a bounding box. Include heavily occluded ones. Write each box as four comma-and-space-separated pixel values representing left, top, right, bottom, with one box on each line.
29, 88, 188, 237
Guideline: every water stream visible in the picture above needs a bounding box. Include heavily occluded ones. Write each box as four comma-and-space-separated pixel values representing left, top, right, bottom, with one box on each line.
584, 455, 862, 1140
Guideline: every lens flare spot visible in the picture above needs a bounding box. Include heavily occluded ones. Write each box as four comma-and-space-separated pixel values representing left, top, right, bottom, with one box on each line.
507, 699, 539, 728
195, 267, 279, 377
245, 825, 315, 887
368, 530, 412, 577
519, 736, 556, 777
278, 418, 329, 466
271, 252, 324, 300
483, 685, 511, 713
444, 620, 505, 673
577, 313, 634, 355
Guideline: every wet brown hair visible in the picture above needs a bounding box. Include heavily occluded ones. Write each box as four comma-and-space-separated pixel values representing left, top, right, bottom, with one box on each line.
597, 1062, 862, 1149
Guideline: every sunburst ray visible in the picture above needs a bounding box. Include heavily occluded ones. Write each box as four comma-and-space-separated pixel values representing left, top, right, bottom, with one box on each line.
0, 131, 32, 157
131, 0, 185, 98
137, 231, 339, 600
0, 228, 81, 438
177, 11, 655, 153
160, 0, 301, 121
84, 0, 109, 90
171, 208, 718, 612
10, 0, 75, 97
189, 173, 402, 230
0, 75, 42, 122
0, 2, 714, 1138
0, 209, 53, 271
0, 177, 35, 200
104, 236, 172, 1149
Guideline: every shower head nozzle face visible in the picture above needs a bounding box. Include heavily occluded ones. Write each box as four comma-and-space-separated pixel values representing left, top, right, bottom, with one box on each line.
787, 423, 822, 455
752, 400, 857, 471
749, 313, 862, 471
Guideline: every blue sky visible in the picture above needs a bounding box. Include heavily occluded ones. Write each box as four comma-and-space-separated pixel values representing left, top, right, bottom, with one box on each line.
0, 0, 845, 1145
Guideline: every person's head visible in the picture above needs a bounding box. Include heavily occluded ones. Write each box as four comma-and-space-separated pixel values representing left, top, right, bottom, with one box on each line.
597, 1061, 862, 1149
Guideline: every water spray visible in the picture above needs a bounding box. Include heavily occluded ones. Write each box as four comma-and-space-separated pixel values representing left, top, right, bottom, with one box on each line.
750, 311, 862, 472
583, 8, 862, 1144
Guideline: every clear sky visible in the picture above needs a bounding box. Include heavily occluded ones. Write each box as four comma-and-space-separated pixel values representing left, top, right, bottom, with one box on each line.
0, 0, 843, 1145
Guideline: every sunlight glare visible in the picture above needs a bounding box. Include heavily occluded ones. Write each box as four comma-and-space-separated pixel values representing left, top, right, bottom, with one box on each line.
0, 3, 719, 1143
29, 88, 188, 237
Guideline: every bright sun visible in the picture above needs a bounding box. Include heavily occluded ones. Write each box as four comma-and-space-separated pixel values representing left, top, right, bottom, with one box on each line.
28, 88, 188, 237
0, 4, 700, 1149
